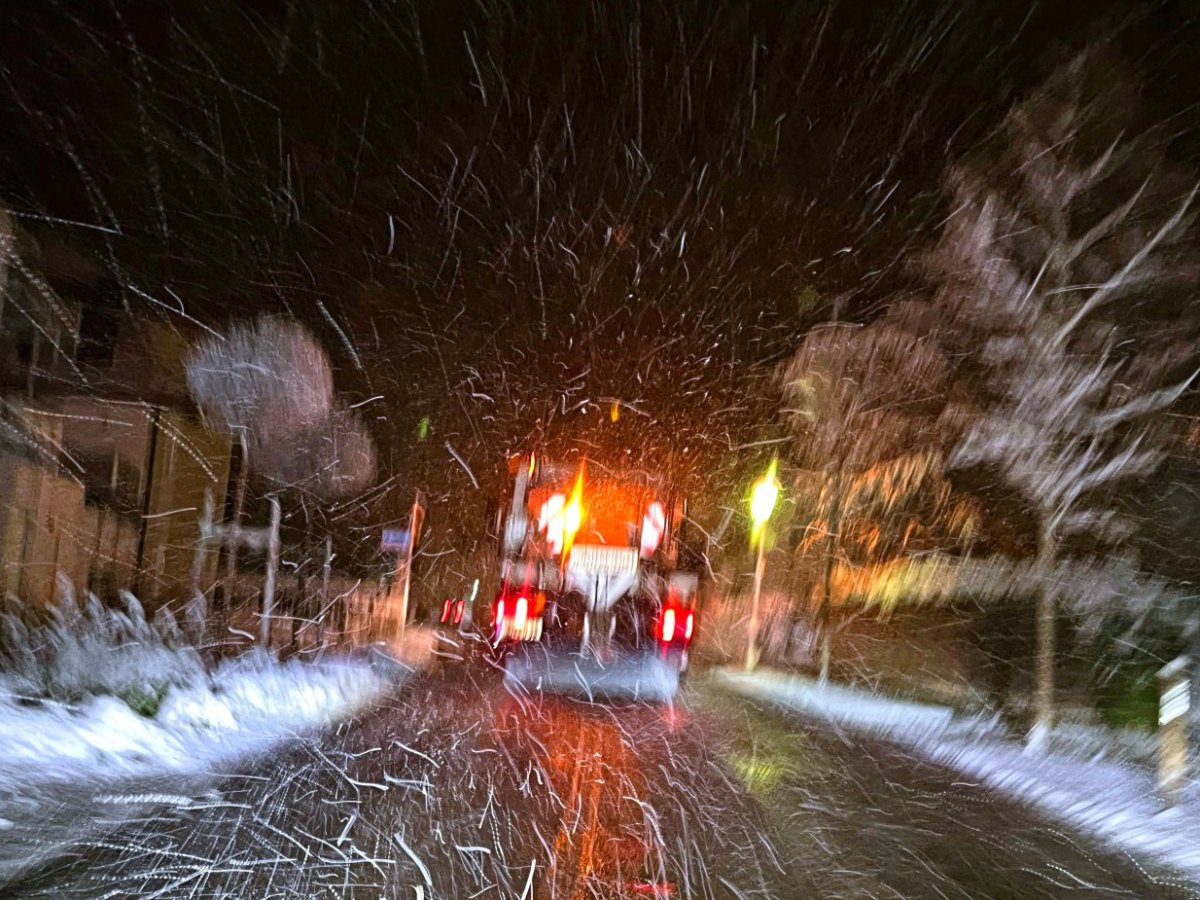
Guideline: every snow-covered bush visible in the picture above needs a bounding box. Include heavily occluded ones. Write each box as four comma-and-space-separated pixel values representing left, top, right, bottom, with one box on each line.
197, 648, 386, 731
0, 584, 205, 709
0, 585, 389, 791
0, 635, 388, 788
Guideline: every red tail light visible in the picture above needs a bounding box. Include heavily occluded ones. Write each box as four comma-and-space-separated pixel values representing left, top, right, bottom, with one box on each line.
660, 608, 676, 643
514, 596, 528, 629
683, 611, 694, 642
453, 599, 465, 624
441, 599, 451, 623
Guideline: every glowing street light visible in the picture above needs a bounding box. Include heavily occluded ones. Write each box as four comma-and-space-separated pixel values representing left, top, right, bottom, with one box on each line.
750, 462, 780, 537
746, 459, 780, 672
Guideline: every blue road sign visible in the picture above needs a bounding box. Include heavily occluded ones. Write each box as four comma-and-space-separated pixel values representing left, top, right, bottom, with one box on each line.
381, 528, 411, 553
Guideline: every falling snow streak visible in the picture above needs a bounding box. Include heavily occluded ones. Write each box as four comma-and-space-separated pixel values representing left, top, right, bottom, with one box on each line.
2, 674, 1194, 898
2, 0, 1174, 569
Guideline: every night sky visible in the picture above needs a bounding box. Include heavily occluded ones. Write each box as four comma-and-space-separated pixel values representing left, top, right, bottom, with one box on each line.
3, 0, 1199, 569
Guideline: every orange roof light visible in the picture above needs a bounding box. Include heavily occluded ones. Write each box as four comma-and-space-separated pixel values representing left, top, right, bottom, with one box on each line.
561, 464, 586, 561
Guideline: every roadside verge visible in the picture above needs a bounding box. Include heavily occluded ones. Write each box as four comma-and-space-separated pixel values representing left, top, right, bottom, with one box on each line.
713, 667, 1200, 888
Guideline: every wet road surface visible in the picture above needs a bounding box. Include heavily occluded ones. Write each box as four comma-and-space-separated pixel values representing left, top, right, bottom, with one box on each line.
3, 664, 1195, 899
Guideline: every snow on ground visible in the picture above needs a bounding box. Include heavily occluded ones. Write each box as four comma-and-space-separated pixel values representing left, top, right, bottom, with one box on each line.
715, 667, 1200, 885
923, 737, 1200, 876
714, 667, 964, 740
504, 645, 680, 702
0, 590, 412, 790
0, 649, 389, 788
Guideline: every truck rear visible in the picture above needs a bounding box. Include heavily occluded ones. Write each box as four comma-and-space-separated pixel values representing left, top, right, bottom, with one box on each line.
490, 455, 699, 700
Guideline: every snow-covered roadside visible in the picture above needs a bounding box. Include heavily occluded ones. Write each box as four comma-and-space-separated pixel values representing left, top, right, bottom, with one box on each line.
0, 650, 389, 789
715, 668, 1200, 886
0, 590, 444, 792
713, 667, 968, 740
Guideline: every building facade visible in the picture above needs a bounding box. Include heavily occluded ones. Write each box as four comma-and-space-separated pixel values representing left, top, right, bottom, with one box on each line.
1, 205, 232, 607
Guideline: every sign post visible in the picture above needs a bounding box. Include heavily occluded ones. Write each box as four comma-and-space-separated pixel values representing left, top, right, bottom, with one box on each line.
384, 494, 424, 641
746, 461, 779, 672
193, 488, 281, 649
380, 528, 410, 640
1157, 656, 1190, 807
381, 529, 411, 553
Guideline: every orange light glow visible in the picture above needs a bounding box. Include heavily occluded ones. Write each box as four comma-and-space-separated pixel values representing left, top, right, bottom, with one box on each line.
561, 464, 586, 561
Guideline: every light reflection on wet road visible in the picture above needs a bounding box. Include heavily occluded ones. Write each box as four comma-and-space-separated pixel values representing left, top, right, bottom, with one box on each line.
3, 665, 1195, 899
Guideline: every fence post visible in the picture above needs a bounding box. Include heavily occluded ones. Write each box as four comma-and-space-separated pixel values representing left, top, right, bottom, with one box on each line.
318, 534, 332, 649
260, 495, 281, 648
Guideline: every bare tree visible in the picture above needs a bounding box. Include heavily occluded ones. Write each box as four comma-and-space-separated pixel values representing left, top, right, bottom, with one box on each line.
930, 57, 1198, 750
186, 317, 335, 441
257, 402, 378, 650
185, 317, 340, 630
782, 318, 978, 677
258, 404, 378, 501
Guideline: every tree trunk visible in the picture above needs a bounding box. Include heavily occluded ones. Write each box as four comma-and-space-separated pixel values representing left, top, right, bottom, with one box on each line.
818, 623, 832, 684
1028, 530, 1057, 752
817, 470, 842, 684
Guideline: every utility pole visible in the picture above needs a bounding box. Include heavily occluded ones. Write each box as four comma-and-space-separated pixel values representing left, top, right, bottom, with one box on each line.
134, 405, 162, 590
260, 496, 281, 646
318, 534, 333, 648
747, 536, 766, 672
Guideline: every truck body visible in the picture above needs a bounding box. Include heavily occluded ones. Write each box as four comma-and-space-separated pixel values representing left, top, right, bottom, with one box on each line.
489, 454, 699, 698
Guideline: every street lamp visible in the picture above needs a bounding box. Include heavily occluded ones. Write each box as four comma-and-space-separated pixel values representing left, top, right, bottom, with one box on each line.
746, 459, 779, 672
